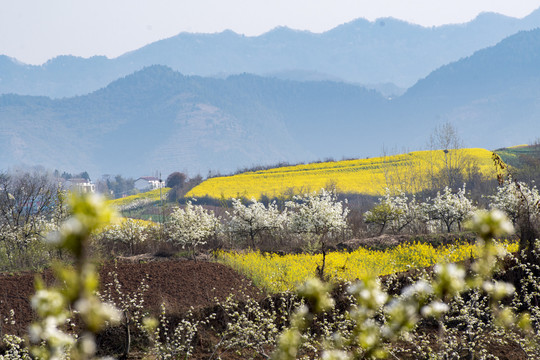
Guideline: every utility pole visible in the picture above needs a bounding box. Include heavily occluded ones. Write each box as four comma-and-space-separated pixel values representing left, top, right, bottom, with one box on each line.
159, 172, 163, 221
159, 172, 164, 242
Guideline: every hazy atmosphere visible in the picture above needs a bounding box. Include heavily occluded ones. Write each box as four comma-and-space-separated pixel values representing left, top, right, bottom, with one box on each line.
3, 1, 540, 177
2, 0, 540, 64
2, 2, 540, 360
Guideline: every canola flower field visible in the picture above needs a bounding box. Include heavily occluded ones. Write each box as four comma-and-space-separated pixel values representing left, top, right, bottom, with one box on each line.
187, 148, 499, 199
216, 240, 519, 293
93, 217, 158, 237
107, 188, 170, 208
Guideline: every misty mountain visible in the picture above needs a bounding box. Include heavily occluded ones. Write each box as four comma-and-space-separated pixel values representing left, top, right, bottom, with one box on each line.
394, 28, 540, 149
264, 70, 406, 98
2, 28, 540, 177
0, 66, 386, 177
3, 8, 540, 98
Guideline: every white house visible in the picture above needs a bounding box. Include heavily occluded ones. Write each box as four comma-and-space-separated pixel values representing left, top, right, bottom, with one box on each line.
134, 176, 163, 192
65, 178, 95, 193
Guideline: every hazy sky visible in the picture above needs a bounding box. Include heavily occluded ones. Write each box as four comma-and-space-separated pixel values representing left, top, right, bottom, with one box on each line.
2, 0, 540, 65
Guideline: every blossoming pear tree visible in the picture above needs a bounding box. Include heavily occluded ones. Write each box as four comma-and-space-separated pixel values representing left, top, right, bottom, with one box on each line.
226, 198, 287, 248
489, 178, 540, 253
423, 184, 476, 232
166, 201, 220, 257
363, 189, 423, 235
99, 218, 151, 255
286, 189, 349, 277
490, 179, 540, 223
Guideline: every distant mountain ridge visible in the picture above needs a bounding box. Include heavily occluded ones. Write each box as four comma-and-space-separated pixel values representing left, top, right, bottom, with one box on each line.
397, 28, 540, 148
2, 28, 540, 177
0, 66, 387, 176
2, 8, 540, 98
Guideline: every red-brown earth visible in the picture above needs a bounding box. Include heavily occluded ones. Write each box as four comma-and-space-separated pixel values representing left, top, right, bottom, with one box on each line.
0, 257, 262, 337
0, 253, 532, 359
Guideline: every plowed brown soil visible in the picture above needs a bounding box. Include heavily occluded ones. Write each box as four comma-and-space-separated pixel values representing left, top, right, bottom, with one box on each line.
0, 256, 531, 359
0, 258, 262, 337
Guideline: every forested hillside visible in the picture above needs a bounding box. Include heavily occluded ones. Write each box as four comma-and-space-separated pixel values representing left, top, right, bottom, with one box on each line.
2, 29, 540, 176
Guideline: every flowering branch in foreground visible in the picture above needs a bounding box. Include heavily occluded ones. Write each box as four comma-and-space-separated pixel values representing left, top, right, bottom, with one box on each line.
272, 209, 531, 359
30, 194, 122, 360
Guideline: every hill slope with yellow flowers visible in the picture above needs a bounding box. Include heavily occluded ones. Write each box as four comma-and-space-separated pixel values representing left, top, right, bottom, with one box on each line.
186, 148, 499, 199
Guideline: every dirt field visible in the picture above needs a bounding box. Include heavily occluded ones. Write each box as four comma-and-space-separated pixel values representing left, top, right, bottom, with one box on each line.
0, 255, 531, 359
0, 258, 262, 337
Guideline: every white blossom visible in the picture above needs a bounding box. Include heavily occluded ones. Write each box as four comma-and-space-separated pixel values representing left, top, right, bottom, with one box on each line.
423, 184, 476, 232
363, 189, 424, 234
166, 201, 219, 254
99, 218, 151, 255
286, 189, 348, 237
226, 198, 286, 247
489, 179, 540, 224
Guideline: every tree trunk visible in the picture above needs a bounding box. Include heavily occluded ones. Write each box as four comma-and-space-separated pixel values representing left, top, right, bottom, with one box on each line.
316, 239, 327, 281
120, 311, 131, 360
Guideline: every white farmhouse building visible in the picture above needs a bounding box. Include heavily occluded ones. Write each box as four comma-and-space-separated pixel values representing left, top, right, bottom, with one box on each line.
65, 178, 95, 193
134, 176, 163, 192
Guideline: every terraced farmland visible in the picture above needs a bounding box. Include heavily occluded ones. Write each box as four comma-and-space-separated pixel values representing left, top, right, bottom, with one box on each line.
187, 148, 499, 199
495, 144, 540, 168
107, 187, 170, 209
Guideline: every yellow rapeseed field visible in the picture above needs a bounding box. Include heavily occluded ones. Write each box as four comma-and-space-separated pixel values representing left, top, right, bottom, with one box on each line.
187, 148, 498, 199
94, 217, 158, 236
107, 188, 170, 208
216, 240, 518, 293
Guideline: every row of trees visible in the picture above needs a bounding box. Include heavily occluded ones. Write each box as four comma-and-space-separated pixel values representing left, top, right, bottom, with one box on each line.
92, 189, 349, 257
364, 180, 540, 240
364, 185, 475, 235
1, 167, 539, 267
162, 189, 348, 256
7, 186, 538, 360
128, 180, 536, 257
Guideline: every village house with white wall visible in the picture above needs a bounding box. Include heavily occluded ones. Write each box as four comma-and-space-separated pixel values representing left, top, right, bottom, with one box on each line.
65, 178, 96, 193
134, 176, 164, 192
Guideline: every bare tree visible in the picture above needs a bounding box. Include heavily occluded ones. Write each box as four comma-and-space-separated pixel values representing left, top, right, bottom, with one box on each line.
427, 122, 478, 189
0, 170, 59, 264
429, 122, 462, 151
380, 145, 424, 194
